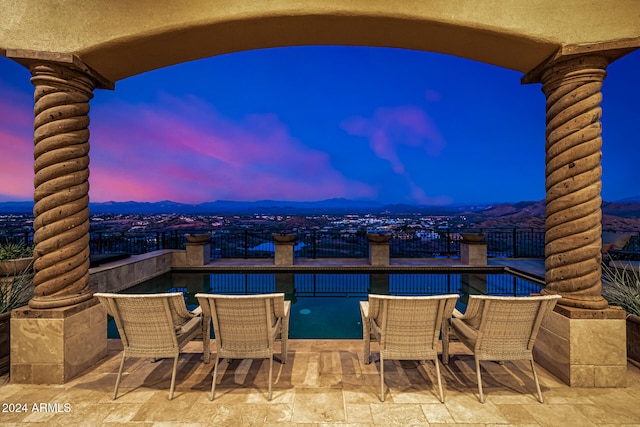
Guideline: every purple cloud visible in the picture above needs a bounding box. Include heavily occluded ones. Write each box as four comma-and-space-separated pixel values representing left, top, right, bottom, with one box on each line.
341, 105, 447, 203
89, 94, 376, 203
0, 89, 34, 200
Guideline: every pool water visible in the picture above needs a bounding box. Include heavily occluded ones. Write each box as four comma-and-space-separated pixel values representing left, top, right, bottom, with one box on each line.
109, 271, 542, 339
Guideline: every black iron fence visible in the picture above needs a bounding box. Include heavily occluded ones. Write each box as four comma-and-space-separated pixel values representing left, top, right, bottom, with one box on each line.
2, 228, 639, 260
88, 231, 184, 254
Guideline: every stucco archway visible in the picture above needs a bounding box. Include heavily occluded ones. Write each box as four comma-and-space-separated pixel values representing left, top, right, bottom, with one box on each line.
1, 0, 639, 384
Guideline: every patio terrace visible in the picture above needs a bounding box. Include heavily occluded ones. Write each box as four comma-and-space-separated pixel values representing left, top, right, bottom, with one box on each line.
1, 339, 639, 426
2, 257, 639, 425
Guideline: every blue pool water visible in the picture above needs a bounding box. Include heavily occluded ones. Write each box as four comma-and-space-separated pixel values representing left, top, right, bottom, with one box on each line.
109, 270, 542, 339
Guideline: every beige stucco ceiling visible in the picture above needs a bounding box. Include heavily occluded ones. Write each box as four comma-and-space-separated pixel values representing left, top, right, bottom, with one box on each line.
1, 0, 639, 84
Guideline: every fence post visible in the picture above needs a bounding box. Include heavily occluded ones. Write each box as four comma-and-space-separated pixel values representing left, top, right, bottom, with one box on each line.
313, 230, 317, 259
244, 229, 249, 259
446, 229, 451, 258
512, 228, 518, 258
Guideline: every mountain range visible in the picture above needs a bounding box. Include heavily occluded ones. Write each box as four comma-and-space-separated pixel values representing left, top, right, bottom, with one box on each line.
0, 197, 639, 219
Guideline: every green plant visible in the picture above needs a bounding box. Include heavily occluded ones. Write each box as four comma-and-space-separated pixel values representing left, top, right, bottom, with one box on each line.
0, 261, 33, 313
602, 263, 640, 317
0, 241, 33, 261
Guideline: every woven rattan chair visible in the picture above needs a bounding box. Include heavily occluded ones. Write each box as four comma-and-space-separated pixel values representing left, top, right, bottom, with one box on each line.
441, 294, 561, 403
94, 292, 210, 400
195, 293, 290, 401
360, 294, 459, 402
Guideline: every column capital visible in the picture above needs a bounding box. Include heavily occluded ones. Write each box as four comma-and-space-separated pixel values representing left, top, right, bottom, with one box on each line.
6, 49, 114, 90
521, 39, 639, 85
539, 55, 608, 93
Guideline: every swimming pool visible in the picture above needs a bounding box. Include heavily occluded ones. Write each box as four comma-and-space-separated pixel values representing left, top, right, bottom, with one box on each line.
110, 270, 543, 339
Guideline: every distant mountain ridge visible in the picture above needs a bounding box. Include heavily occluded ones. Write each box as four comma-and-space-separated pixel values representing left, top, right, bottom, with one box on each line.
0, 198, 639, 218
0, 198, 478, 215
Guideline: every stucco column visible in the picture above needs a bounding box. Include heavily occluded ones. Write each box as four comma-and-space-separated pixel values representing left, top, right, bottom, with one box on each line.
27, 62, 97, 309
539, 55, 608, 310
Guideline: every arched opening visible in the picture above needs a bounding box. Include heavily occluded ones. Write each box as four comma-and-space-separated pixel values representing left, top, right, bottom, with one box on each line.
2, 2, 638, 387
2, 47, 638, 208
86, 46, 547, 206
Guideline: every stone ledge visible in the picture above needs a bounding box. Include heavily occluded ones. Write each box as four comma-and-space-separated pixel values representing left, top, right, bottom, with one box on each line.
11, 298, 99, 319
554, 304, 627, 319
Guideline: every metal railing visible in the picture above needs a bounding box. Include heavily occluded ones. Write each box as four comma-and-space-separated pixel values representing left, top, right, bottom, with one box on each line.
211, 230, 274, 258
2, 228, 639, 260
88, 231, 184, 254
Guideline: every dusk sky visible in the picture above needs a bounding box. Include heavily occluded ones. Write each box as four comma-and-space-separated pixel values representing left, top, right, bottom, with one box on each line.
1, 46, 638, 205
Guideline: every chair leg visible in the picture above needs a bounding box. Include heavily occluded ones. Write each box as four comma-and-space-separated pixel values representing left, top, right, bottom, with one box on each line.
434, 358, 445, 403
268, 356, 273, 401
442, 323, 450, 365
379, 356, 385, 402
280, 332, 288, 364
168, 355, 179, 400
362, 331, 371, 365
211, 355, 221, 401
530, 359, 543, 403
364, 336, 371, 365
475, 357, 485, 403
202, 324, 211, 364
113, 352, 126, 400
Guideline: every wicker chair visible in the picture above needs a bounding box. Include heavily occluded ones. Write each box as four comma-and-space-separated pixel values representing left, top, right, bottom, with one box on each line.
195, 293, 290, 401
441, 294, 561, 403
94, 292, 210, 400
360, 294, 459, 402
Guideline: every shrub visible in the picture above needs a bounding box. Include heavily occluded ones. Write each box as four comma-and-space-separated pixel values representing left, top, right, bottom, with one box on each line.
602, 263, 640, 317
0, 261, 33, 313
0, 241, 33, 261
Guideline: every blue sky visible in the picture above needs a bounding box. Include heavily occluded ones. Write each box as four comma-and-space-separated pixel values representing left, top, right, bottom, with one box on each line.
1, 46, 638, 205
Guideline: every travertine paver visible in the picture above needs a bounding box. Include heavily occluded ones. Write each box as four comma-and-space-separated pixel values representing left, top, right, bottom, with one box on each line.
1, 339, 639, 426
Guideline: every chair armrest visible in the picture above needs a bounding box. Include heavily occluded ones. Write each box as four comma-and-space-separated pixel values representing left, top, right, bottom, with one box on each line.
452, 308, 464, 318
359, 301, 369, 321
190, 306, 202, 316
283, 300, 291, 317
175, 316, 202, 336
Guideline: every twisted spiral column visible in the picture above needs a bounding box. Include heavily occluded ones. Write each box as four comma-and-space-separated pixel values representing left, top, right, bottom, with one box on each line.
540, 55, 609, 309
28, 63, 95, 309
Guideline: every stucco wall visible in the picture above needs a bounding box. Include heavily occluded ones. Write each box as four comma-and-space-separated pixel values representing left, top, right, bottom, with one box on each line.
1, 0, 638, 82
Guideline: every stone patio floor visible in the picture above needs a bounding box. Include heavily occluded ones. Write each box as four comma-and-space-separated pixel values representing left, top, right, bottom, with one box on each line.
1, 339, 639, 426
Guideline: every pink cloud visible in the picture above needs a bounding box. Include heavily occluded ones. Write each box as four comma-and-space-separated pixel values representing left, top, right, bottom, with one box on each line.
0, 91, 34, 200
0, 88, 378, 204
0, 131, 33, 199
89, 94, 376, 203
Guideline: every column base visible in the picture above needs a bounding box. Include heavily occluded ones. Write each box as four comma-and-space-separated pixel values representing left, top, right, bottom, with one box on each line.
274, 243, 294, 266
369, 242, 390, 266
10, 298, 107, 384
460, 242, 487, 266
185, 243, 211, 266
534, 305, 627, 387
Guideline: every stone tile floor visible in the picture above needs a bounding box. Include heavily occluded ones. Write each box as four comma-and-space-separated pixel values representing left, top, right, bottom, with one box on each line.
1, 339, 639, 426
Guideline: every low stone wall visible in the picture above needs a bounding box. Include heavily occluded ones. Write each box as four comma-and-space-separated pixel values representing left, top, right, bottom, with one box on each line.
89, 250, 174, 293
